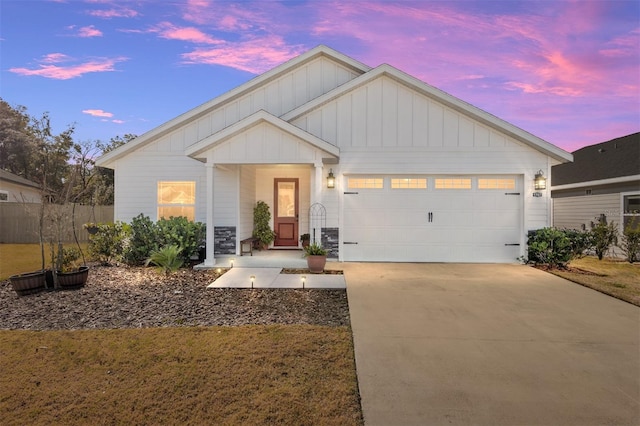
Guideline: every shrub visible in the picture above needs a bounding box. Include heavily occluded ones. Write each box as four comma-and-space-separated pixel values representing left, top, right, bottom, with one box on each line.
590, 220, 618, 260
145, 245, 183, 274
524, 227, 592, 268
252, 201, 276, 247
88, 222, 131, 265
125, 214, 159, 265
304, 242, 328, 257
155, 216, 205, 264
620, 220, 640, 263
124, 214, 205, 265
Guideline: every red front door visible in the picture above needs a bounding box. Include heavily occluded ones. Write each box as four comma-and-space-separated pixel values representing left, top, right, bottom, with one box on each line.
273, 178, 299, 246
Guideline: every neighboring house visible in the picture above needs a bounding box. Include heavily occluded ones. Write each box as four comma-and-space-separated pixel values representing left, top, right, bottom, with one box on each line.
96, 45, 572, 265
0, 169, 42, 203
552, 132, 640, 234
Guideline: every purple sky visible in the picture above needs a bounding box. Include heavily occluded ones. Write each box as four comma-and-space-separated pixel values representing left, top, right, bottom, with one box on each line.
2, 0, 638, 153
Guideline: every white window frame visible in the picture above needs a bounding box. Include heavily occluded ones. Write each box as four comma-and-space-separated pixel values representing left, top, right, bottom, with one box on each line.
347, 177, 384, 189
621, 191, 640, 231
391, 177, 427, 189
157, 181, 196, 221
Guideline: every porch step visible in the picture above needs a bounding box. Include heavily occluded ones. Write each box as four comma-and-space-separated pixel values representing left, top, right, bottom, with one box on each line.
206, 267, 345, 289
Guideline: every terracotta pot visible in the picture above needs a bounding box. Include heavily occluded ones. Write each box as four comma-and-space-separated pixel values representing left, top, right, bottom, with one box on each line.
10, 270, 46, 296
306, 255, 327, 274
56, 266, 90, 290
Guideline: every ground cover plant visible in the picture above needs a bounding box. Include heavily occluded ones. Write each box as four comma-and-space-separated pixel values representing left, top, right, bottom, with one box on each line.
543, 257, 640, 306
0, 326, 362, 425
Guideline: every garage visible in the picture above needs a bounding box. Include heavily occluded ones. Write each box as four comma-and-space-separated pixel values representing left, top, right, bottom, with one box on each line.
342, 175, 523, 263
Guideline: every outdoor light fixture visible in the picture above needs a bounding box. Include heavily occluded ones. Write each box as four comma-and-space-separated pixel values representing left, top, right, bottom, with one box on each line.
327, 169, 335, 189
534, 170, 547, 190
230, 259, 235, 268
301, 275, 306, 289
250, 275, 255, 289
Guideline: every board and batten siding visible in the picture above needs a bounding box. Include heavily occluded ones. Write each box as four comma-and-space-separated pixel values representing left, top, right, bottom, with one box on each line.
137, 57, 360, 157
553, 194, 620, 230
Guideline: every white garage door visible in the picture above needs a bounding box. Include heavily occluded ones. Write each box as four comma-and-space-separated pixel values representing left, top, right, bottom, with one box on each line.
342, 175, 523, 263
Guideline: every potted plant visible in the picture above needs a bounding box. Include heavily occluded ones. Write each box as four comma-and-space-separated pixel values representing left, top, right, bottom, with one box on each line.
53, 246, 89, 290
252, 200, 276, 249
83, 222, 99, 235
304, 242, 328, 273
10, 270, 47, 296
300, 233, 310, 248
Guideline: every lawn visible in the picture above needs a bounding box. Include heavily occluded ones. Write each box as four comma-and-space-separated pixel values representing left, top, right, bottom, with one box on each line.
546, 257, 640, 306
0, 325, 363, 425
0, 243, 89, 280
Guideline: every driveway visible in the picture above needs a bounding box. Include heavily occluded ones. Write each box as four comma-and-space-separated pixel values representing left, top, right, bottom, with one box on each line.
344, 263, 639, 426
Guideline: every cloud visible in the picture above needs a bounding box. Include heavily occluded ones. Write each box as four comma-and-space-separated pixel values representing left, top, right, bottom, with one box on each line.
77, 25, 103, 37
9, 54, 128, 79
151, 22, 223, 44
87, 7, 138, 18
112, 119, 125, 124
83, 109, 113, 118
181, 35, 304, 74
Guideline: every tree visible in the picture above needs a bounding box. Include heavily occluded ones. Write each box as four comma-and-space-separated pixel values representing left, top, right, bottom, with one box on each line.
0, 99, 37, 178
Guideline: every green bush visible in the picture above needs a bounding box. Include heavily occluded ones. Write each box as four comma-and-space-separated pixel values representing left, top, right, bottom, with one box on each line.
155, 216, 205, 264
590, 220, 618, 260
88, 222, 131, 265
124, 214, 205, 266
145, 245, 183, 274
125, 214, 161, 265
620, 220, 640, 263
252, 201, 276, 247
524, 227, 592, 268
304, 242, 328, 256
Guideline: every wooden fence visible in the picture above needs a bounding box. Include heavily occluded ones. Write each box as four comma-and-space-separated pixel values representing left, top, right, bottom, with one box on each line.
0, 202, 113, 243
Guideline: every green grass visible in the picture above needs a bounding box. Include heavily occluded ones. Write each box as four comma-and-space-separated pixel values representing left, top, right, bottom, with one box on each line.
547, 257, 640, 306
0, 325, 363, 425
0, 243, 89, 280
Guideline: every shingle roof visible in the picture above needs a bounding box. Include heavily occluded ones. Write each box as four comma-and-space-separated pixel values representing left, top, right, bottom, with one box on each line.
552, 132, 640, 186
0, 169, 41, 189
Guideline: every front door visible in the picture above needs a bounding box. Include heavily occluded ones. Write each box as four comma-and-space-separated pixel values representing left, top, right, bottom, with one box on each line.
274, 178, 299, 246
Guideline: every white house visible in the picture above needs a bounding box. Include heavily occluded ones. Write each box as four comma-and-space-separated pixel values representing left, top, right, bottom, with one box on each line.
0, 169, 42, 203
96, 45, 572, 265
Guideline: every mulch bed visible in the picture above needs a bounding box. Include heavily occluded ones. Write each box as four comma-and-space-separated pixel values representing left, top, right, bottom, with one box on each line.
0, 264, 350, 331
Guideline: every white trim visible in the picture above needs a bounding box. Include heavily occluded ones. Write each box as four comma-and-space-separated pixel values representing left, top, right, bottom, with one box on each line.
551, 174, 640, 191
184, 110, 340, 160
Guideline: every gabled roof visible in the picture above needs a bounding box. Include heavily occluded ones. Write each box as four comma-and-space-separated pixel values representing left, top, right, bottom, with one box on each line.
282, 63, 572, 163
552, 132, 640, 186
185, 110, 340, 160
96, 45, 369, 167
0, 169, 40, 189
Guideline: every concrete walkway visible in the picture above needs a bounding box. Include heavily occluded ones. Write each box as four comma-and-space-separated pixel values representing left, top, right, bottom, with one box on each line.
207, 267, 345, 289
344, 263, 640, 426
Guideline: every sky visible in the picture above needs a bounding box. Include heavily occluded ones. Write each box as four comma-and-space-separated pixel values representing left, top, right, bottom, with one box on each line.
1, 0, 638, 153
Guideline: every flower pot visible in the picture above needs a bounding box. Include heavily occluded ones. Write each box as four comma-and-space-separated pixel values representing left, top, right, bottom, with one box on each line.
10, 270, 46, 296
86, 226, 99, 235
306, 255, 327, 274
56, 266, 89, 290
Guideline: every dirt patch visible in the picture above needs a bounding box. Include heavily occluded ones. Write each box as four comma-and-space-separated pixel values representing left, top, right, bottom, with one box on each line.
0, 264, 351, 330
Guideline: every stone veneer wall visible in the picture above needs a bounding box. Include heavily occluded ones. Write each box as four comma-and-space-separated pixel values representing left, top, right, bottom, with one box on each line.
321, 227, 339, 259
215, 226, 236, 255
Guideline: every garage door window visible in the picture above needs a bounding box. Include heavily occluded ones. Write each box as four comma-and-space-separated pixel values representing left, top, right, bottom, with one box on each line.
435, 178, 471, 189
158, 181, 196, 221
391, 178, 427, 189
348, 178, 383, 189
478, 178, 515, 189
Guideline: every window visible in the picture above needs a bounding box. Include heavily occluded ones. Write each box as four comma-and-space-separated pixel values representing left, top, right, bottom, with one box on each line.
157, 181, 195, 221
435, 178, 471, 189
478, 178, 515, 190
391, 178, 427, 189
623, 194, 640, 229
0, 191, 8, 202
347, 178, 383, 189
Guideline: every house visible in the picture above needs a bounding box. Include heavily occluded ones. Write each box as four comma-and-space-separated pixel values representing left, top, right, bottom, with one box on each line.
96, 45, 572, 265
0, 169, 42, 203
552, 132, 640, 234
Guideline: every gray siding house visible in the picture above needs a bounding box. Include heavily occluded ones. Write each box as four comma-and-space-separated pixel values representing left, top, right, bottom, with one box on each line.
551, 132, 640, 234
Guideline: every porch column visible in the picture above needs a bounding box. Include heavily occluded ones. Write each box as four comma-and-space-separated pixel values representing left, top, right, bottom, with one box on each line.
314, 161, 323, 206
204, 161, 215, 267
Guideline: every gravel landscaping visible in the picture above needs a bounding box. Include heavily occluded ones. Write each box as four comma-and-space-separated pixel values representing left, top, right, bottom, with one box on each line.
0, 265, 351, 330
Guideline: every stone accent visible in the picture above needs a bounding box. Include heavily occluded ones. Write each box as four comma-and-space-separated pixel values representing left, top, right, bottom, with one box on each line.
321, 227, 339, 259
215, 226, 236, 255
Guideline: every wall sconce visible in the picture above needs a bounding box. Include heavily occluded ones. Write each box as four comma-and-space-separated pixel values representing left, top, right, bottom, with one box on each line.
327, 169, 335, 189
534, 170, 547, 190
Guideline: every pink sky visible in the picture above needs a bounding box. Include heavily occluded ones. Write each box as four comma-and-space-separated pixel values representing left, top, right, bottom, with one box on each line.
2, 0, 638, 152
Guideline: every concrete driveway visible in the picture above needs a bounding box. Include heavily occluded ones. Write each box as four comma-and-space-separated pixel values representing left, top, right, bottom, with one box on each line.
344, 263, 639, 426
